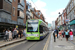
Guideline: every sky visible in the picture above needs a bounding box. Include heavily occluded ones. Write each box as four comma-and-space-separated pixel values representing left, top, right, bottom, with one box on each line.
27, 0, 70, 24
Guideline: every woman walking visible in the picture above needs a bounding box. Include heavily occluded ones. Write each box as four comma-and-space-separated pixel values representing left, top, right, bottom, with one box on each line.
23, 28, 26, 37
8, 29, 12, 41
65, 30, 69, 41
19, 29, 22, 38
13, 28, 17, 39
69, 30, 73, 41
59, 30, 62, 40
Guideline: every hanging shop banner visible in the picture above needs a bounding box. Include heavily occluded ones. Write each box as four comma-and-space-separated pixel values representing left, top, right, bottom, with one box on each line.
65, 19, 70, 22
16, 25, 18, 28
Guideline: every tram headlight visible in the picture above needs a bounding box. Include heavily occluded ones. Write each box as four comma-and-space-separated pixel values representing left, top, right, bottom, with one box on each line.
27, 34, 31, 37
34, 34, 39, 37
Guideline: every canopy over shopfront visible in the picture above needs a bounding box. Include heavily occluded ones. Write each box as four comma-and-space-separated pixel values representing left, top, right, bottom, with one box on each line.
70, 20, 75, 25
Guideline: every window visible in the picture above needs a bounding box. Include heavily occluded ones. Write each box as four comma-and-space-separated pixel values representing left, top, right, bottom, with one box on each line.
14, 0, 15, 1
74, 10, 75, 15
18, 0, 25, 7
13, 7, 15, 16
39, 12, 41, 15
72, 1, 74, 8
39, 15, 40, 17
28, 6, 30, 10
70, 4, 71, 11
18, 5, 24, 10
7, 0, 12, 3
27, 21, 38, 32
18, 10, 24, 18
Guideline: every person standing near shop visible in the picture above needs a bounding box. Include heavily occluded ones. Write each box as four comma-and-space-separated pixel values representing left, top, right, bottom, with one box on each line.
4, 29, 9, 41
53, 30, 56, 42
8, 29, 12, 41
59, 30, 62, 41
23, 28, 26, 37
19, 29, 22, 38
55, 29, 58, 38
13, 28, 17, 39
65, 30, 69, 41
69, 30, 73, 41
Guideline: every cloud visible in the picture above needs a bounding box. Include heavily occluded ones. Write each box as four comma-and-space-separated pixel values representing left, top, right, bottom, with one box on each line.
50, 8, 64, 15
45, 17, 57, 24
27, 0, 47, 17
45, 8, 64, 23
27, 0, 64, 24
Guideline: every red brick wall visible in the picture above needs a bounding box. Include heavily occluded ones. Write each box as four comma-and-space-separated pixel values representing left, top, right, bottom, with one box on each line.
11, 0, 18, 21
63, 9, 67, 24
23, 0, 26, 24
3, 0, 12, 13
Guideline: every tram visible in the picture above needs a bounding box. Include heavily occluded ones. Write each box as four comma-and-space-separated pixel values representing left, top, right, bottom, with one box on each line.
26, 19, 49, 40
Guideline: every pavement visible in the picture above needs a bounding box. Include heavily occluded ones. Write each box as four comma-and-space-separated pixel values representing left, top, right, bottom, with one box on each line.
0, 37, 26, 48
48, 32, 75, 50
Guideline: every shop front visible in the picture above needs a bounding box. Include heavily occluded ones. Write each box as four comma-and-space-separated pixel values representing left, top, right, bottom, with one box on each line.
0, 17, 26, 40
70, 20, 75, 36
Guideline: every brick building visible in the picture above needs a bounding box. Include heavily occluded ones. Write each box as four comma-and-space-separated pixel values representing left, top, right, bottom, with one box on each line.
0, 0, 47, 39
0, 0, 26, 39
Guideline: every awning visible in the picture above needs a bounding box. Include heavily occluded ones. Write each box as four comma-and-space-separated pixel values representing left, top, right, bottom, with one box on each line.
70, 20, 75, 25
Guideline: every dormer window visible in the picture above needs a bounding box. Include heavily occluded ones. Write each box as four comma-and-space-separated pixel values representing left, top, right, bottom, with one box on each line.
7, 0, 12, 3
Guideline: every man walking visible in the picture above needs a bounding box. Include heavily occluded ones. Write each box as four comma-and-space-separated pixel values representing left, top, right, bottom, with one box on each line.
55, 29, 58, 38
53, 30, 56, 42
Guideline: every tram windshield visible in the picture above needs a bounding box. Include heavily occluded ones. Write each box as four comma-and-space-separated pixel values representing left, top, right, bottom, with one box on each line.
27, 20, 38, 32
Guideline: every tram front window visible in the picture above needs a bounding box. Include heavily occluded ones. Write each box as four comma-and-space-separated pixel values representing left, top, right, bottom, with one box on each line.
27, 22, 38, 32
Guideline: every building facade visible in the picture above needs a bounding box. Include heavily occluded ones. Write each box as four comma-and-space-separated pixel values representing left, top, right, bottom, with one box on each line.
52, 21, 55, 30
0, 0, 26, 39
66, 0, 75, 35
0, 0, 47, 39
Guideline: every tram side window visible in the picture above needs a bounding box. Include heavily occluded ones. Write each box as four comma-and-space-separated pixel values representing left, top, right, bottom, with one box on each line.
39, 25, 43, 33
43, 27, 44, 31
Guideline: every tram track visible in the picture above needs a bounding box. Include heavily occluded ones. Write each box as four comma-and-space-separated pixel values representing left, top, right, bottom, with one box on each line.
0, 33, 50, 50
27, 41, 38, 50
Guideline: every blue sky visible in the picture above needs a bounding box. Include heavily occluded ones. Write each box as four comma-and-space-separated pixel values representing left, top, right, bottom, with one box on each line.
27, 0, 70, 24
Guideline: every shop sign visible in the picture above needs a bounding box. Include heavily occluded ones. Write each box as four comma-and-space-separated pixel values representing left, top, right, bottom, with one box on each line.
16, 25, 18, 28
65, 19, 70, 22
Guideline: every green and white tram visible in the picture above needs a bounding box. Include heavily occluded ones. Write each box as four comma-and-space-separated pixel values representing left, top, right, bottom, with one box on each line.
26, 19, 49, 40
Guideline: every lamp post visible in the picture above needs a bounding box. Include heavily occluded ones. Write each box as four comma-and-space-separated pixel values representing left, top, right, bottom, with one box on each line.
58, 12, 62, 30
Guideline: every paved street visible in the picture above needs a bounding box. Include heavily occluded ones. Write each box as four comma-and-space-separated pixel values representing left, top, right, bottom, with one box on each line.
48, 32, 75, 50
0, 31, 75, 50
0, 33, 51, 50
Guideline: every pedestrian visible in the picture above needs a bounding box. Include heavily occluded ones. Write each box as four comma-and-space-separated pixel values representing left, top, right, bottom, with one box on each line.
55, 29, 58, 38
13, 28, 17, 39
71, 29, 73, 32
53, 30, 56, 42
18, 29, 22, 38
4, 29, 9, 41
23, 28, 26, 37
59, 30, 62, 41
65, 30, 69, 41
62, 30, 65, 38
16, 29, 19, 38
69, 30, 73, 41
8, 29, 12, 41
